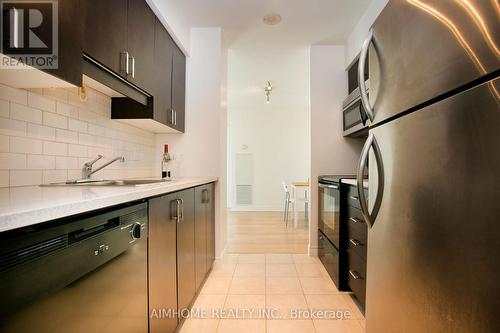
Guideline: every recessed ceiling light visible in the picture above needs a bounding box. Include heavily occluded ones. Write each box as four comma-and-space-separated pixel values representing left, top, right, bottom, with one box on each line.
263, 13, 282, 26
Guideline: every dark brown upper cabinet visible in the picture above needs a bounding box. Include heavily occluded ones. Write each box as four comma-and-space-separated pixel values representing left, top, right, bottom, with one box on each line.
126, 0, 155, 94
81, 0, 155, 93
153, 19, 186, 132
47, 0, 83, 86
81, 0, 128, 76
171, 45, 186, 132
153, 18, 174, 127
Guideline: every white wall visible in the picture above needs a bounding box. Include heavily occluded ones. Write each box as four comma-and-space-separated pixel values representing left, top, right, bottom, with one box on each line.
309, 45, 364, 255
147, 0, 190, 55
156, 28, 227, 257
227, 47, 310, 211
344, 0, 389, 66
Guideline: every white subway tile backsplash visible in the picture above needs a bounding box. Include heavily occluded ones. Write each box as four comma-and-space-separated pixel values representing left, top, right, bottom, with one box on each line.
43, 141, 68, 156
56, 101, 78, 118
78, 133, 96, 146
42, 170, 67, 184
1, 85, 156, 187
28, 92, 57, 112
0, 135, 8, 152
0, 99, 9, 118
43, 112, 68, 129
43, 88, 69, 102
0, 170, 8, 187
10, 103, 43, 124
10, 137, 42, 154
10, 170, 42, 186
56, 129, 79, 144
0, 118, 26, 137
78, 109, 96, 124
88, 124, 106, 137
27, 155, 56, 169
68, 118, 88, 133
27, 123, 56, 141
0, 84, 27, 105
55, 156, 78, 170
68, 144, 88, 157
0, 153, 26, 169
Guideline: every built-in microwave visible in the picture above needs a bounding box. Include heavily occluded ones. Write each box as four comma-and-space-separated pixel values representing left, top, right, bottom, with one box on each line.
343, 54, 369, 138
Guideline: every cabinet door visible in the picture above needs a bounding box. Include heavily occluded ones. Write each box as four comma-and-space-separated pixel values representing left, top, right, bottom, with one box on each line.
45, 0, 82, 86
177, 189, 196, 311
194, 186, 208, 291
171, 45, 186, 132
149, 195, 178, 333
153, 19, 174, 126
206, 183, 215, 269
126, 0, 155, 93
81, 0, 127, 75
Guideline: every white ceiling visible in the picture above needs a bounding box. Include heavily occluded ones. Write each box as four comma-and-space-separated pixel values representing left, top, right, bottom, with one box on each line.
151, 0, 371, 49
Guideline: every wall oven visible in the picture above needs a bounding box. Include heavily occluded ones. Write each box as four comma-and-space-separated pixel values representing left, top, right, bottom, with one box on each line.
0, 202, 148, 333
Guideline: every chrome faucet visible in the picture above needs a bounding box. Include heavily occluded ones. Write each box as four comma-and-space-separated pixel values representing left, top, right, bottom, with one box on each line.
81, 155, 125, 179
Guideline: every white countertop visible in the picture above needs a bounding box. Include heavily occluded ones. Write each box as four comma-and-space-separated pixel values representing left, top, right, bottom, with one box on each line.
341, 178, 368, 189
0, 178, 217, 233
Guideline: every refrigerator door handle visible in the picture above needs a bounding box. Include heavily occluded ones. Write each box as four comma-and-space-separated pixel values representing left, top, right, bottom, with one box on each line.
357, 133, 384, 228
359, 29, 374, 122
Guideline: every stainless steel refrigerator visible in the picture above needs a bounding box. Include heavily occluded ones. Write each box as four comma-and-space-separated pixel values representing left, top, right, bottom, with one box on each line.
354, 1, 500, 332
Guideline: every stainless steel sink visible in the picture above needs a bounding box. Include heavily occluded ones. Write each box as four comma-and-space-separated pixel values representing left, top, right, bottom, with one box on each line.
41, 179, 170, 187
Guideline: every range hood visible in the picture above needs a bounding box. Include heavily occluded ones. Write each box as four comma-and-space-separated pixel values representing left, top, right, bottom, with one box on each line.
82, 54, 153, 113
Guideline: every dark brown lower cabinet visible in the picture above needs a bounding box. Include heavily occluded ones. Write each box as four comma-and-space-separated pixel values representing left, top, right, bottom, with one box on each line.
149, 183, 215, 333
176, 189, 196, 312
148, 194, 178, 333
195, 183, 215, 292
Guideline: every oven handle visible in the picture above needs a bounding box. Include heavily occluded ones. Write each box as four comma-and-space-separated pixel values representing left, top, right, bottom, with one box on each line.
318, 183, 339, 189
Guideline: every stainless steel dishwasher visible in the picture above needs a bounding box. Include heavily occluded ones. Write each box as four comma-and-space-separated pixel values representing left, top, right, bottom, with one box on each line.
0, 202, 148, 333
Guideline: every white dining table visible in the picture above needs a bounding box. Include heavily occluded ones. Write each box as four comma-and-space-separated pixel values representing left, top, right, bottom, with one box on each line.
290, 181, 309, 228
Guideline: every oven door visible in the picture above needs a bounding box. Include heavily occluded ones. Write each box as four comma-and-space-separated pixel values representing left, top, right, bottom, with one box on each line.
318, 182, 341, 248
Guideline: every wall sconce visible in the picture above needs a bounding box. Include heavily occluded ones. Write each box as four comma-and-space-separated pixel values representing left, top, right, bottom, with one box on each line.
264, 81, 273, 104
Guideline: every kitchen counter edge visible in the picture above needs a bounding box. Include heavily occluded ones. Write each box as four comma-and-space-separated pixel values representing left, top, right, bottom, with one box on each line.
0, 178, 218, 233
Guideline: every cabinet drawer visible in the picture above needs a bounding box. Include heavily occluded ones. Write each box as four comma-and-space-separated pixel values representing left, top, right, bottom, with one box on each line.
346, 206, 367, 246
346, 249, 366, 308
347, 185, 368, 209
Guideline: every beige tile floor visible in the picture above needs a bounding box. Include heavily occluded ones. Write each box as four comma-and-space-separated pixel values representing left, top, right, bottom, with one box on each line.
179, 253, 365, 333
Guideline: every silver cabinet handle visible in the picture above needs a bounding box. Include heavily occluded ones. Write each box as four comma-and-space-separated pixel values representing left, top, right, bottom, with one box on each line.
319, 183, 339, 189
171, 199, 180, 222
170, 109, 175, 124
120, 51, 130, 75
357, 133, 384, 228
174, 110, 177, 125
349, 217, 362, 224
349, 239, 361, 247
202, 189, 208, 204
349, 270, 361, 280
358, 29, 374, 122
130, 56, 135, 78
178, 198, 184, 222
349, 195, 358, 201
